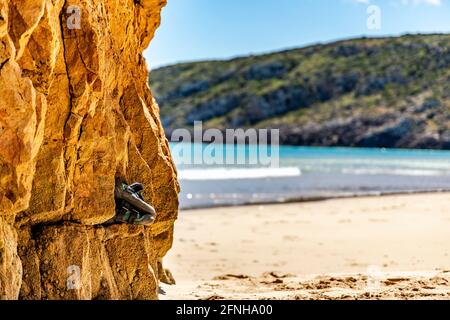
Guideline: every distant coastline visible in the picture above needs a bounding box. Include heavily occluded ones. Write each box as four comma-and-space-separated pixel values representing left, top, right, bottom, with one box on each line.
152, 34, 450, 150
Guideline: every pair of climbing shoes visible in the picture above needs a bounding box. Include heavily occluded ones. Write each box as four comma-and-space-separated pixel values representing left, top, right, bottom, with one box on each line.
114, 182, 156, 226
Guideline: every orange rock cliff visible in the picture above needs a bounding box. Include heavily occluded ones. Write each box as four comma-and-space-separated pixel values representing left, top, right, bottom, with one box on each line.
0, 0, 179, 299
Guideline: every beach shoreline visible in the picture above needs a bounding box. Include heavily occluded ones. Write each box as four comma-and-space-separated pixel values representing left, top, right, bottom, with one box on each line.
161, 192, 450, 300
179, 188, 450, 211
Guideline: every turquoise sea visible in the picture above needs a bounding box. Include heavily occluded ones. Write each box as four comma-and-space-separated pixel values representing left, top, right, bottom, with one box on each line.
170, 143, 450, 209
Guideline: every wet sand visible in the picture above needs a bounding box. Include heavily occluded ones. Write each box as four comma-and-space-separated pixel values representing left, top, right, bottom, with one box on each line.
160, 193, 450, 300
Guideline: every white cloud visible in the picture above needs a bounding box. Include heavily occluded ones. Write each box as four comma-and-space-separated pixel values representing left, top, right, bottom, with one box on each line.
350, 0, 442, 5
400, 0, 442, 5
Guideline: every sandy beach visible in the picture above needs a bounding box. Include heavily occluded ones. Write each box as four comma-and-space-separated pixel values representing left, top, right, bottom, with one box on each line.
161, 193, 450, 300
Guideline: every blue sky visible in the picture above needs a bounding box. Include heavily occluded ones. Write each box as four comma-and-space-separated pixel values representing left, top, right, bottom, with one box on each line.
144, 0, 450, 69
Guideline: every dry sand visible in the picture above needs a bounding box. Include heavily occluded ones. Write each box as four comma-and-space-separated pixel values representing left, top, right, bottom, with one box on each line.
160, 193, 450, 300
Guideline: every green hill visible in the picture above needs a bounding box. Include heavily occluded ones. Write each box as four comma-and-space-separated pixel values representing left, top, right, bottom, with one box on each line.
150, 34, 450, 149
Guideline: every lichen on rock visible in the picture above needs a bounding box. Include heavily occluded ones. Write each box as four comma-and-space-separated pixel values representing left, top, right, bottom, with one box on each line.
0, 0, 178, 300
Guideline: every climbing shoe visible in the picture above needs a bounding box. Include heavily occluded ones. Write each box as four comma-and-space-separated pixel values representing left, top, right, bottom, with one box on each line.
114, 181, 156, 226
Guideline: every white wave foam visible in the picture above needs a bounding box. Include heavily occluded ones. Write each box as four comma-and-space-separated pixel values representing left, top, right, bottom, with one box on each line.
340, 168, 449, 176
178, 167, 302, 181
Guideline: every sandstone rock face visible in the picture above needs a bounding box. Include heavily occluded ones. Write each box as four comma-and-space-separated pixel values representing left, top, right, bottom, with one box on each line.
0, 0, 179, 300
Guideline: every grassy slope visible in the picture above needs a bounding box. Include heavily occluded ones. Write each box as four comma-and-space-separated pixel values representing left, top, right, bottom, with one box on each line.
150, 34, 450, 149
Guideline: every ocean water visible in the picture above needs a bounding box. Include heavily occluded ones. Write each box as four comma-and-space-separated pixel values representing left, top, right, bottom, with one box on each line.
170, 143, 450, 209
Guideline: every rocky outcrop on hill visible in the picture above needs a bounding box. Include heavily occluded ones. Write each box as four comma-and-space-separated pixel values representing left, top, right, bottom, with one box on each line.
0, 0, 178, 300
